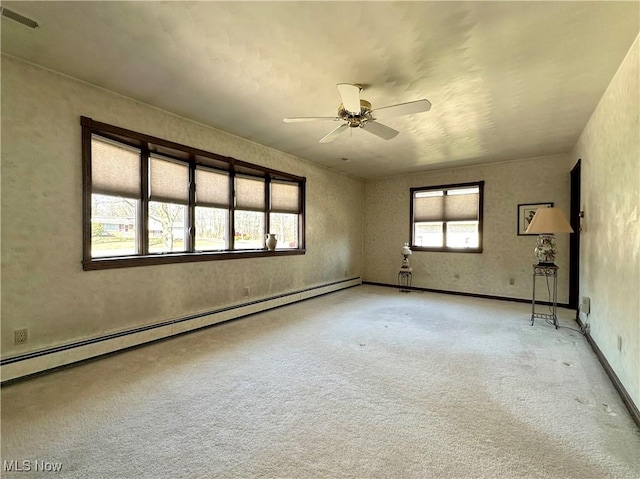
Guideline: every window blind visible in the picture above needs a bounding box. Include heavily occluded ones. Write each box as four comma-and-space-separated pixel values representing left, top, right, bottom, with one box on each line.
149, 155, 189, 205
414, 187, 479, 222
235, 176, 265, 211
196, 167, 229, 208
91, 136, 140, 198
413, 192, 444, 222
270, 181, 299, 213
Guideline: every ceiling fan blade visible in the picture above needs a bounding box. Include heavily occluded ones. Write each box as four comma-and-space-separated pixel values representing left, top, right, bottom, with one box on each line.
337, 83, 362, 115
362, 121, 399, 140
371, 99, 432, 119
319, 123, 349, 143
283, 117, 340, 123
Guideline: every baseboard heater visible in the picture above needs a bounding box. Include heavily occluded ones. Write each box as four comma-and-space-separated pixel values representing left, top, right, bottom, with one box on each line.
1, 277, 362, 383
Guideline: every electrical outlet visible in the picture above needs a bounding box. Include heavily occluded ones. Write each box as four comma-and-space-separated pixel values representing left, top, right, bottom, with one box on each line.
617, 335, 622, 352
243, 286, 250, 297
14, 328, 28, 345
581, 296, 591, 315
509, 278, 515, 286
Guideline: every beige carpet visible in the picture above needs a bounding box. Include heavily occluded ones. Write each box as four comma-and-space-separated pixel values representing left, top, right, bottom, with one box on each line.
2, 285, 639, 478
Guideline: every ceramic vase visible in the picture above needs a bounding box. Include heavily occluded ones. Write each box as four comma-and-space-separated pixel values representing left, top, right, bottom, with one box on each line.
534, 234, 557, 265
265, 233, 278, 251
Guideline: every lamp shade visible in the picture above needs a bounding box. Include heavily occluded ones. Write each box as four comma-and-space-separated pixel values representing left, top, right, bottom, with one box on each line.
525, 207, 574, 234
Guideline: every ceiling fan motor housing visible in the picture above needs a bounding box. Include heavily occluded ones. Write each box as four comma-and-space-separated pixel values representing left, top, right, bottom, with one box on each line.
338, 100, 373, 128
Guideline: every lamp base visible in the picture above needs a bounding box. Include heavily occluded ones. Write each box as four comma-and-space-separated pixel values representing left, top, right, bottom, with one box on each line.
534, 234, 557, 265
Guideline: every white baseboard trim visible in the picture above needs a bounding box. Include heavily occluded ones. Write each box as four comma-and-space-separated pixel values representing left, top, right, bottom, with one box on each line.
1, 277, 361, 383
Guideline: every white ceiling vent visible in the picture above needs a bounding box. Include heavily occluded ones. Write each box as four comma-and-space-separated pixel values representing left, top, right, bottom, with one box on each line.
1, 7, 39, 29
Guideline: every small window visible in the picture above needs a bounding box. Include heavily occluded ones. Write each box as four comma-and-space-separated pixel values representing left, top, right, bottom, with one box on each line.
410, 181, 484, 252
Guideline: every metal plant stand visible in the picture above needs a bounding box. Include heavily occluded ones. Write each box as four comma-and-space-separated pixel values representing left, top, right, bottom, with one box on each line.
398, 267, 413, 293
531, 264, 558, 328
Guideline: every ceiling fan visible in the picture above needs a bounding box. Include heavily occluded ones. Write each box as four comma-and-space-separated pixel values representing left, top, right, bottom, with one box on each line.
283, 83, 431, 143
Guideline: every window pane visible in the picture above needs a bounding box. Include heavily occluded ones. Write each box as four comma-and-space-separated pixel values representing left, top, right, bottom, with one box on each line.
446, 221, 479, 248
195, 206, 228, 251
414, 222, 443, 247
269, 213, 299, 249
447, 187, 479, 196
415, 190, 444, 198
91, 194, 138, 257
148, 201, 187, 253
234, 210, 265, 250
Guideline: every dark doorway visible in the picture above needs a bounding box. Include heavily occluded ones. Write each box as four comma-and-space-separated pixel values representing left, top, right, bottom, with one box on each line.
569, 159, 581, 309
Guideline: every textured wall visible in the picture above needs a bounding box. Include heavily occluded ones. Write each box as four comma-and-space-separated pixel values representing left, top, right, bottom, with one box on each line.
571, 36, 639, 407
363, 156, 572, 301
1, 56, 363, 356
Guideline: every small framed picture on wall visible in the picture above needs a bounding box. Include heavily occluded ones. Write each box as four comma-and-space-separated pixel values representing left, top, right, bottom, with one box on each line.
517, 202, 553, 235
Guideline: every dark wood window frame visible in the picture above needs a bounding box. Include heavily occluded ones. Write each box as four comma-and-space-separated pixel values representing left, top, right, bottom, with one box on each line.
82, 117, 306, 271
409, 181, 484, 253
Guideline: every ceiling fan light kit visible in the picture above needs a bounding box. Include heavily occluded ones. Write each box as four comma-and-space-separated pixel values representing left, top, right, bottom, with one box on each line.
284, 83, 431, 143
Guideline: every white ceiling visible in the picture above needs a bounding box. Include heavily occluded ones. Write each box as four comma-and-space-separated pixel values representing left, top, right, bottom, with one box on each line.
2, 1, 638, 178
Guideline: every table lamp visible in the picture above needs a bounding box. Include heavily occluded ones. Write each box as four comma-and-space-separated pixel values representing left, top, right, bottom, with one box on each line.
525, 207, 573, 265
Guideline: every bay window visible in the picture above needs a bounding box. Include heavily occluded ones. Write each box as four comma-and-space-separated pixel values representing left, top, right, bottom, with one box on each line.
82, 117, 305, 270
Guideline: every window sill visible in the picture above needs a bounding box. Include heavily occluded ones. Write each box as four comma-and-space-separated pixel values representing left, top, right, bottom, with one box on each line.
410, 247, 483, 253
82, 248, 306, 271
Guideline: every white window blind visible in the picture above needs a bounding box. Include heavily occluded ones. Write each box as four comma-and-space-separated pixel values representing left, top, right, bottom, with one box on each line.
414, 187, 479, 222
196, 168, 229, 208
149, 155, 189, 205
235, 176, 265, 211
271, 181, 299, 213
91, 136, 140, 198
413, 191, 444, 222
